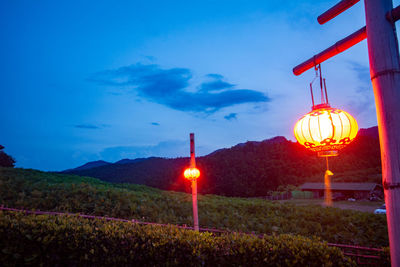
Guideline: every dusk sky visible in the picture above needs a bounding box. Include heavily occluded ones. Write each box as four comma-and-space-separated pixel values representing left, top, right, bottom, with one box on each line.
1, 0, 395, 171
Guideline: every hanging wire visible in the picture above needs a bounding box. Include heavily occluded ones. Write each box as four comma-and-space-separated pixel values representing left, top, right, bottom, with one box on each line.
310, 84, 315, 107
326, 156, 329, 170
319, 64, 324, 104
323, 78, 329, 105
309, 64, 330, 107
309, 65, 320, 108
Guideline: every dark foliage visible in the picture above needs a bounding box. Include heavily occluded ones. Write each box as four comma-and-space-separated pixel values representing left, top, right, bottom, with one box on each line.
0, 146, 15, 168
64, 127, 381, 197
0, 211, 356, 267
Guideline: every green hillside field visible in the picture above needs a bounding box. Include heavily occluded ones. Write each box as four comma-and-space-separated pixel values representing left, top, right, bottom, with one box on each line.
0, 167, 388, 248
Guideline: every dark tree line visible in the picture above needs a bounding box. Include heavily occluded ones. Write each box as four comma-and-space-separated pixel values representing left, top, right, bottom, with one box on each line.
0, 145, 15, 168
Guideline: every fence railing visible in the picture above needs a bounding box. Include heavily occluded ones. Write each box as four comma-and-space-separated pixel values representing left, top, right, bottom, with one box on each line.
262, 191, 292, 200
0, 206, 226, 233
0, 205, 384, 264
326, 243, 384, 265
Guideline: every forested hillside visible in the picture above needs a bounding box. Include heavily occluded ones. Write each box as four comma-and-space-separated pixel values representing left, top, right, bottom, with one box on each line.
64, 127, 381, 197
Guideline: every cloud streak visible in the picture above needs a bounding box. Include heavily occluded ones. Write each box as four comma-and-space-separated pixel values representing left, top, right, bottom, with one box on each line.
348, 61, 371, 93
74, 124, 110, 129
200, 74, 235, 92
89, 63, 270, 113
347, 61, 375, 116
224, 113, 237, 120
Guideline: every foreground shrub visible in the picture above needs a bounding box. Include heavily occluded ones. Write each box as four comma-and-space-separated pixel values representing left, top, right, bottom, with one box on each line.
0, 211, 354, 266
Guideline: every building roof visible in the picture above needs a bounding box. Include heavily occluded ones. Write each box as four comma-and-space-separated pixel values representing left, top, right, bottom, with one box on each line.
300, 182, 380, 191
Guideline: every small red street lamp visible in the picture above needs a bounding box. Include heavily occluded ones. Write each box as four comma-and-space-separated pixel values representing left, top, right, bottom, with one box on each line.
184, 168, 200, 180
183, 133, 200, 231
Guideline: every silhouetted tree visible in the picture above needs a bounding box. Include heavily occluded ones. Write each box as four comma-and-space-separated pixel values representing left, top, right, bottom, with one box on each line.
0, 145, 15, 167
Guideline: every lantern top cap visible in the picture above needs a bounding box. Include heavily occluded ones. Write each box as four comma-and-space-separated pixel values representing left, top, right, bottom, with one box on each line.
312, 103, 331, 110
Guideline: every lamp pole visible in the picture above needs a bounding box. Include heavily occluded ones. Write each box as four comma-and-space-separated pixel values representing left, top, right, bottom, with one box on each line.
190, 133, 199, 231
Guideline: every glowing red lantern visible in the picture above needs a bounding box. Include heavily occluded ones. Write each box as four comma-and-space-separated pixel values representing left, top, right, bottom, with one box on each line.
184, 167, 200, 180
294, 65, 358, 157
294, 64, 359, 207
294, 103, 358, 156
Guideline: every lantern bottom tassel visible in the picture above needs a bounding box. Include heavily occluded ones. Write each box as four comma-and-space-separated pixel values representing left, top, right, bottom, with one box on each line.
324, 157, 333, 206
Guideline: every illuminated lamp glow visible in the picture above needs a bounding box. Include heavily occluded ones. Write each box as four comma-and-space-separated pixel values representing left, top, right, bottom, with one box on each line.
184, 167, 200, 180
294, 104, 358, 156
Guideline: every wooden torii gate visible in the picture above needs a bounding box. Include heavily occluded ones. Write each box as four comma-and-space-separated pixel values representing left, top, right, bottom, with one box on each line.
293, 0, 400, 266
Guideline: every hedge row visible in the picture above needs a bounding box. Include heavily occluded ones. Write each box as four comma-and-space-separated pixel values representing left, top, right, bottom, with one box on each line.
0, 211, 355, 266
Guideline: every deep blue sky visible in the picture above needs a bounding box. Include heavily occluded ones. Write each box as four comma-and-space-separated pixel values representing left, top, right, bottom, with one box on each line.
1, 0, 394, 171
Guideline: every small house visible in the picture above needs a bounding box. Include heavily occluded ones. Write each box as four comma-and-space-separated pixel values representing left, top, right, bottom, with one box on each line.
299, 182, 383, 200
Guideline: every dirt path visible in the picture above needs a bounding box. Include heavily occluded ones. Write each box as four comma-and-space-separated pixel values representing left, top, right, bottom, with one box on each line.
278, 199, 384, 213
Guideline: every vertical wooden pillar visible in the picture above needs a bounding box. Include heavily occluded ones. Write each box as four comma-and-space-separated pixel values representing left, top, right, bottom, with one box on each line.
191, 179, 199, 231
190, 133, 195, 168
190, 133, 199, 231
364, 0, 400, 265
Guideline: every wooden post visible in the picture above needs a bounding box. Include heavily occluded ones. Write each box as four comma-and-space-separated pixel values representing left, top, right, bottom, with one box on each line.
364, 0, 400, 265
190, 133, 199, 231
191, 179, 199, 231
190, 133, 195, 168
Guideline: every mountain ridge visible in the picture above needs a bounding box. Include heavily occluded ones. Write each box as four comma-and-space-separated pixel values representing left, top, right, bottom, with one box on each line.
64, 126, 381, 197
63, 160, 111, 172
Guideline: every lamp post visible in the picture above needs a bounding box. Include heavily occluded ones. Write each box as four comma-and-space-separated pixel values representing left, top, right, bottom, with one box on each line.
184, 133, 200, 231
